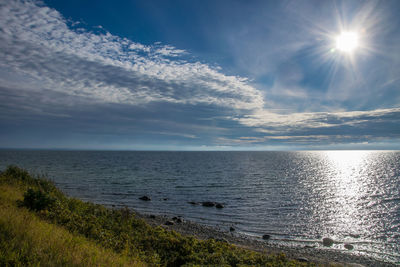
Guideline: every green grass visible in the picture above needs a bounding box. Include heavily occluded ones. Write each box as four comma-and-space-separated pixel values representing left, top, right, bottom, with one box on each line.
0, 183, 144, 266
0, 165, 314, 266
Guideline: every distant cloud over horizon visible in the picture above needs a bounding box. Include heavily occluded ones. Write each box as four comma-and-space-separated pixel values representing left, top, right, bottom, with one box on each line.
0, 0, 399, 150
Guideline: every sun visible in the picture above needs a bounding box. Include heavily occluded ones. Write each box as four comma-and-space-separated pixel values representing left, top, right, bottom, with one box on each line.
335, 31, 359, 53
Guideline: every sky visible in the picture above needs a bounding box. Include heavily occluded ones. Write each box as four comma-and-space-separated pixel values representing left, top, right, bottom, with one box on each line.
0, 0, 399, 150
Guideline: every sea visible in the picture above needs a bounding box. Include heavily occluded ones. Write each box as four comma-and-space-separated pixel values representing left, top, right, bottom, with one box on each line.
0, 150, 399, 264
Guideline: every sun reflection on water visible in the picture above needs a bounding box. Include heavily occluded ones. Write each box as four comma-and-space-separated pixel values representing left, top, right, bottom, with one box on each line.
319, 151, 374, 241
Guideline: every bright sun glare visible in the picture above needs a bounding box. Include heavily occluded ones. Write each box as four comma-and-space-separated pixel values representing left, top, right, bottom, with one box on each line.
336, 31, 359, 53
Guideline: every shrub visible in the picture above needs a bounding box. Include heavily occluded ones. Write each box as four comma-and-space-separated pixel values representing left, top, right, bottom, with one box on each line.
22, 188, 55, 211
3, 165, 30, 181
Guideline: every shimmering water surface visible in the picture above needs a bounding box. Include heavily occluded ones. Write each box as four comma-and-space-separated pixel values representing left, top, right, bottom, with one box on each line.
0, 150, 399, 263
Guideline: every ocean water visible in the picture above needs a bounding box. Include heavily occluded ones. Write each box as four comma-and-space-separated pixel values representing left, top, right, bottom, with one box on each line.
0, 150, 399, 264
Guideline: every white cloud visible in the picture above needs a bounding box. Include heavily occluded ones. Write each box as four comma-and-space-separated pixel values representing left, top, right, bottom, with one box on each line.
235, 107, 400, 132
128, 43, 150, 52
154, 45, 186, 57
0, 0, 263, 111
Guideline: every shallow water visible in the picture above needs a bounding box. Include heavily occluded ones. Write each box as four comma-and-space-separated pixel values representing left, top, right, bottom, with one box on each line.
0, 150, 399, 263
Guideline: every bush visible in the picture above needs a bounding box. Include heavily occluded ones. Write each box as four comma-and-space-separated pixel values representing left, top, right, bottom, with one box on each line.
3, 165, 30, 181
22, 188, 55, 211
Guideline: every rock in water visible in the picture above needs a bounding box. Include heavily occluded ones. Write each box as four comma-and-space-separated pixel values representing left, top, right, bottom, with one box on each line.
139, 196, 151, 201
230, 227, 235, 232
202, 201, 216, 207
322, 237, 334, 247
164, 220, 174, 226
344, 243, 354, 250
216, 203, 224, 209
262, 234, 271, 240
172, 217, 183, 223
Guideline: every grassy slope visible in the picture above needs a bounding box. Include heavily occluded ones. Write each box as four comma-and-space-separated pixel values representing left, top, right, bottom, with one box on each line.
0, 184, 144, 266
0, 166, 313, 266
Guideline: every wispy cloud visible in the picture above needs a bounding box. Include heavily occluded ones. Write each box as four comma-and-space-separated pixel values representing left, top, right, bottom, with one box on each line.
0, 0, 263, 111
236, 108, 400, 132
217, 135, 372, 144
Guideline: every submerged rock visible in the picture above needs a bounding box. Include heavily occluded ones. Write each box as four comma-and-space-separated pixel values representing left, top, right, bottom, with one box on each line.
215, 203, 224, 209
139, 196, 151, 201
262, 234, 271, 240
188, 201, 198, 205
344, 243, 354, 250
229, 227, 235, 232
322, 237, 334, 247
202, 201, 216, 207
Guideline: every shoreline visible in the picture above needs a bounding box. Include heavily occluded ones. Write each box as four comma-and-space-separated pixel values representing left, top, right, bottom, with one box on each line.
135, 211, 396, 267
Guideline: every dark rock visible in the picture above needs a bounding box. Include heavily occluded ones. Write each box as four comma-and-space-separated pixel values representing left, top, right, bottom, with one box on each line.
188, 201, 198, 205
344, 243, 354, 250
202, 201, 216, 207
229, 227, 235, 232
262, 234, 271, 240
304, 245, 316, 249
215, 238, 229, 243
164, 220, 174, 226
163, 198, 168, 201
322, 237, 334, 247
139, 196, 151, 201
172, 216, 183, 223
149, 215, 156, 219
296, 257, 309, 262
215, 203, 224, 209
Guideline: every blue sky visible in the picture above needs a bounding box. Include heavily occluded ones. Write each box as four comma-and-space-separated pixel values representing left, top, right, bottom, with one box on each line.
0, 0, 399, 150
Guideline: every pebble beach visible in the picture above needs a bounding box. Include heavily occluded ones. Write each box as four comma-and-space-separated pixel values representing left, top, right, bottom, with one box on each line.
137, 212, 397, 267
